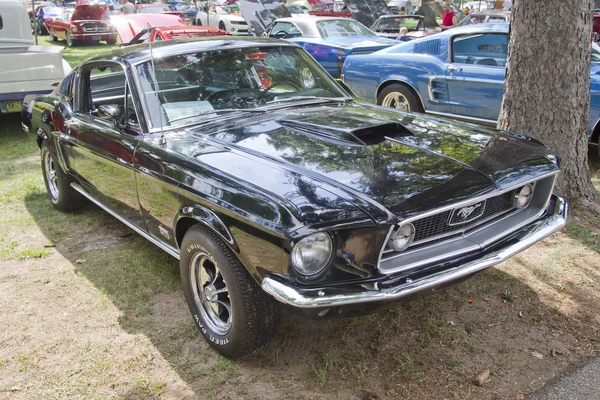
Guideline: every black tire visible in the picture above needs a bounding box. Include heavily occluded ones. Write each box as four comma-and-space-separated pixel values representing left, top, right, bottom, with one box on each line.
41, 142, 86, 211
106, 39, 117, 45
219, 21, 226, 31
377, 83, 424, 113
180, 225, 280, 359
49, 29, 58, 42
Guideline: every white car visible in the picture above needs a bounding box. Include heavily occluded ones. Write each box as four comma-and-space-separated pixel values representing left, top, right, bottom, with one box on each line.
195, 5, 248, 36
0, 0, 71, 114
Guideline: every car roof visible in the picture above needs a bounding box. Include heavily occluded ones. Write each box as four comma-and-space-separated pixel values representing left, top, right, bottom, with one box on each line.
439, 22, 509, 36
468, 10, 511, 16
84, 37, 299, 65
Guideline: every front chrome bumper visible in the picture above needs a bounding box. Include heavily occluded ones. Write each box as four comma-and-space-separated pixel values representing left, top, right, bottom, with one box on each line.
262, 195, 569, 309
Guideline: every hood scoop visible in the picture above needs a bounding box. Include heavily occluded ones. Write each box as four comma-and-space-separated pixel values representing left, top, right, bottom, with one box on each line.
279, 119, 413, 146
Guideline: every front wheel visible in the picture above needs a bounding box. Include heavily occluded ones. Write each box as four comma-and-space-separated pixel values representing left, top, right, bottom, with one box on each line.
219, 21, 226, 31
180, 225, 280, 359
41, 142, 86, 211
66, 32, 75, 47
106, 38, 116, 45
377, 83, 424, 113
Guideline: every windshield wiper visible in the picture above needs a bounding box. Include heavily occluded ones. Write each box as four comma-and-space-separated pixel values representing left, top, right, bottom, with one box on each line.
264, 96, 353, 106
168, 108, 266, 124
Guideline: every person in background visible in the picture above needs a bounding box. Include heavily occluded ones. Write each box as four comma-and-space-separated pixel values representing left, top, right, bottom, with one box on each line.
441, 1, 458, 31
398, 26, 411, 42
463, 6, 470, 15
400, 6, 406, 15
121, 0, 134, 14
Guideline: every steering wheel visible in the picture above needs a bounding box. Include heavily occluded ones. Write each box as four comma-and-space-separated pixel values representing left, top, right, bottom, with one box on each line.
271, 30, 288, 39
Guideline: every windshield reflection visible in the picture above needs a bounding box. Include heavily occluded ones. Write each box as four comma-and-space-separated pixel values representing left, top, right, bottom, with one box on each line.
136, 46, 346, 129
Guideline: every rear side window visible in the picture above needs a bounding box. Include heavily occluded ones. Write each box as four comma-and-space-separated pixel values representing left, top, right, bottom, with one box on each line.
59, 71, 75, 97
0, 15, 3, 30
452, 33, 508, 67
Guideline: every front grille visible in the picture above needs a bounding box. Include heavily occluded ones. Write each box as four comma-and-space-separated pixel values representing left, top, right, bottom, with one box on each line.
80, 22, 109, 32
377, 174, 557, 275
412, 192, 514, 244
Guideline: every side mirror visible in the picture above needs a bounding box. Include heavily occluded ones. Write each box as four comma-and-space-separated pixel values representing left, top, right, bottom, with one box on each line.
98, 104, 121, 119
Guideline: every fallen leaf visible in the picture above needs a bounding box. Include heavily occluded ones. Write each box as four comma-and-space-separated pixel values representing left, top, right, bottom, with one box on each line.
530, 351, 544, 359
75, 259, 86, 265
467, 297, 475, 303
447, 321, 456, 326
519, 311, 523, 318
516, 394, 525, 400
473, 369, 490, 386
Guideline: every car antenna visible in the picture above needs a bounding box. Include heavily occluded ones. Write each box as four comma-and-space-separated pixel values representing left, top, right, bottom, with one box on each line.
147, 23, 167, 147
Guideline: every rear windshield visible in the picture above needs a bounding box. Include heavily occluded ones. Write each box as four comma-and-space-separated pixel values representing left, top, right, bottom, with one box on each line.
316, 19, 375, 38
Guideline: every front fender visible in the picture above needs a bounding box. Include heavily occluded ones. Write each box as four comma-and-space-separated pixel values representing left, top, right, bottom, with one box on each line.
175, 205, 238, 252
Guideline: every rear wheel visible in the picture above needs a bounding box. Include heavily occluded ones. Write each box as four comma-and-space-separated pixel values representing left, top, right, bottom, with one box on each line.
49, 29, 58, 42
106, 38, 116, 45
180, 225, 280, 359
41, 142, 86, 211
377, 83, 424, 113
219, 21, 226, 31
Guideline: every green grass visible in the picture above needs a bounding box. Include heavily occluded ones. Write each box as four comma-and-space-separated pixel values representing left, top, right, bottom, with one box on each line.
36, 35, 118, 68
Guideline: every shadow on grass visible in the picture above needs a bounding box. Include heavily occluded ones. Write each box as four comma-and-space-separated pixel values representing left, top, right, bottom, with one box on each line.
22, 187, 600, 399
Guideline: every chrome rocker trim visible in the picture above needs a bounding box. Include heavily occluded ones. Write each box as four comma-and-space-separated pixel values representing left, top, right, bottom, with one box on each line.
262, 195, 568, 309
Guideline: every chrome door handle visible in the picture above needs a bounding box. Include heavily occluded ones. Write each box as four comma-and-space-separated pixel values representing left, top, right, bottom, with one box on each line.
448, 66, 463, 73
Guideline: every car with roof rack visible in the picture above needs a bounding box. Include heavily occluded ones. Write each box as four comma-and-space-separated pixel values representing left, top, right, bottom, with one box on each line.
21, 36, 568, 358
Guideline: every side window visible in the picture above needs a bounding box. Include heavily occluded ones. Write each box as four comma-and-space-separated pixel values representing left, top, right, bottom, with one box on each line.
58, 71, 75, 98
451, 33, 508, 67
79, 63, 139, 132
0, 15, 3, 30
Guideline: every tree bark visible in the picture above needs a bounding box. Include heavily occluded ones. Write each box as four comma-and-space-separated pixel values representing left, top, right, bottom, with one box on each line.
498, 0, 599, 211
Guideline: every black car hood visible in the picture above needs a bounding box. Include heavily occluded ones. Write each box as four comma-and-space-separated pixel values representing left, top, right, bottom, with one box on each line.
178, 103, 556, 224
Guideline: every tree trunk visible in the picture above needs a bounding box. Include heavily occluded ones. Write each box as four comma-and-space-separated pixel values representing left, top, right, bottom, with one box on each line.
498, 0, 599, 211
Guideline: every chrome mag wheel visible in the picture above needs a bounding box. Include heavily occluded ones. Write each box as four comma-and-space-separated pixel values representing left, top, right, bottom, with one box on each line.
190, 252, 233, 335
381, 92, 410, 111
44, 151, 59, 202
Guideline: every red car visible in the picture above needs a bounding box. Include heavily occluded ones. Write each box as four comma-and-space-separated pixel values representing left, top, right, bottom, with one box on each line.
594, 14, 600, 42
111, 14, 229, 46
46, 4, 117, 47
134, 3, 193, 25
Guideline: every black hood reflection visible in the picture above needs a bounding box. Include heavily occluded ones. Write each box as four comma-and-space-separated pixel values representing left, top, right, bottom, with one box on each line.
180, 104, 556, 221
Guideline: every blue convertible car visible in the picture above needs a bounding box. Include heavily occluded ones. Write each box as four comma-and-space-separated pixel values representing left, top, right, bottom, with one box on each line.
342, 23, 600, 151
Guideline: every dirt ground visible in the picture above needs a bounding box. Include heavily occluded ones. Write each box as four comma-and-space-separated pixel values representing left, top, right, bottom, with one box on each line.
1, 113, 600, 400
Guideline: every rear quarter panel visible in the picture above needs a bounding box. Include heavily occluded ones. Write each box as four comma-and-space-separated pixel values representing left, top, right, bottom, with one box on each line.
343, 52, 447, 109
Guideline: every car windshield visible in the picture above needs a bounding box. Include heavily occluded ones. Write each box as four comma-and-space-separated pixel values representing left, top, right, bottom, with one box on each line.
374, 16, 422, 32
136, 46, 348, 129
43, 6, 63, 14
316, 19, 376, 38
139, 5, 171, 13
593, 42, 600, 62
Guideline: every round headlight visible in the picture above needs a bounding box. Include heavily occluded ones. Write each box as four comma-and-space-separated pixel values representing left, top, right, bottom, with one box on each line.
391, 223, 415, 252
71, 27, 78, 33
513, 184, 534, 209
291, 232, 333, 276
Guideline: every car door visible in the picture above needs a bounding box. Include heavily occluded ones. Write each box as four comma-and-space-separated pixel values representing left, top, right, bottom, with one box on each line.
54, 10, 70, 39
62, 62, 145, 227
445, 32, 507, 122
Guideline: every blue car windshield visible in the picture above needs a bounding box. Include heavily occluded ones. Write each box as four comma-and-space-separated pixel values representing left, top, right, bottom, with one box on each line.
136, 46, 347, 129
593, 42, 600, 62
316, 19, 376, 38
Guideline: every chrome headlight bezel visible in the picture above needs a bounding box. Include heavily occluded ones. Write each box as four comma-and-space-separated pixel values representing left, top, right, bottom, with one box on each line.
390, 223, 415, 252
290, 232, 334, 277
513, 183, 534, 209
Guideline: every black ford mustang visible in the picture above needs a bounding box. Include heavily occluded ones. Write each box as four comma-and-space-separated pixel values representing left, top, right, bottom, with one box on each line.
21, 38, 568, 358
